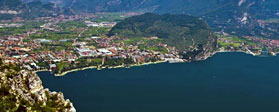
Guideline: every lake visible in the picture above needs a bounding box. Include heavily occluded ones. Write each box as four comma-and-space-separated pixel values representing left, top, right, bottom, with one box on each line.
38, 53, 279, 112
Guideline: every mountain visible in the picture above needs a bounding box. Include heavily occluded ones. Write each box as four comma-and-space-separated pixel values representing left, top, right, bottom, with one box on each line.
109, 13, 217, 60
22, 0, 72, 7
32, 0, 158, 12
37, 0, 221, 14
2, 0, 279, 38
0, 0, 61, 20
85, 0, 279, 39
0, 0, 24, 10
0, 60, 76, 111
38, 0, 279, 39
201, 0, 279, 39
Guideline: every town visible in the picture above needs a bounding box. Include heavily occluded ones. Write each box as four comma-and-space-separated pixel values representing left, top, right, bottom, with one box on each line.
217, 33, 279, 56
1, 13, 279, 76
0, 13, 183, 75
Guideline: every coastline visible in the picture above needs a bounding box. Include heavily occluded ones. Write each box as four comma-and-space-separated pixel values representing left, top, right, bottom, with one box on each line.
55, 65, 98, 76
36, 50, 278, 77
37, 50, 279, 112
217, 50, 258, 56
53, 60, 167, 76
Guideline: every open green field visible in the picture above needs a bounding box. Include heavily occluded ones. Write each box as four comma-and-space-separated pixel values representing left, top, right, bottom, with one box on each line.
29, 21, 111, 41
263, 18, 279, 23
217, 34, 258, 47
0, 21, 43, 36
93, 12, 127, 22
148, 46, 168, 54
82, 27, 111, 37
218, 41, 241, 48
123, 37, 164, 45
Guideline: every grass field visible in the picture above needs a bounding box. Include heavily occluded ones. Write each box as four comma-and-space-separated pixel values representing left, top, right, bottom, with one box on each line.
217, 34, 258, 48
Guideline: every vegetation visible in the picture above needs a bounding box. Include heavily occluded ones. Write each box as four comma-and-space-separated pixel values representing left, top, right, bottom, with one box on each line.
263, 18, 279, 23
0, 0, 60, 20
0, 60, 74, 111
93, 12, 127, 22
82, 27, 111, 37
27, 21, 111, 41
57, 21, 87, 29
217, 34, 258, 48
0, 22, 43, 36
67, 0, 279, 39
148, 46, 168, 54
109, 13, 215, 51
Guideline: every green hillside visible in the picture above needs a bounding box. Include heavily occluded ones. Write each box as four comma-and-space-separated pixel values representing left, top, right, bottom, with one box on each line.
109, 13, 217, 58
0, 0, 60, 20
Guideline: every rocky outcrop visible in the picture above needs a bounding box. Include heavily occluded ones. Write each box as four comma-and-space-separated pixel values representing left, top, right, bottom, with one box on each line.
0, 62, 75, 112
194, 32, 218, 61
203, 0, 279, 39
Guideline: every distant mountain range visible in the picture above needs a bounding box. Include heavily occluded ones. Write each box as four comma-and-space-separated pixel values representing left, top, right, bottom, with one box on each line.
200, 0, 279, 39
27, 0, 279, 16
1, 0, 279, 38
22, 0, 72, 7
64, 0, 279, 38
0, 0, 61, 20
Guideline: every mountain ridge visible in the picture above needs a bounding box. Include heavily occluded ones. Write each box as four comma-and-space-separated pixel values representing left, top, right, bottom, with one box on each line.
0, 0, 61, 20
0, 60, 76, 111
24, 0, 279, 38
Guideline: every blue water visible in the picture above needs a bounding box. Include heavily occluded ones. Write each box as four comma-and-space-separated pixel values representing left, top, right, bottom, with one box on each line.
38, 53, 279, 112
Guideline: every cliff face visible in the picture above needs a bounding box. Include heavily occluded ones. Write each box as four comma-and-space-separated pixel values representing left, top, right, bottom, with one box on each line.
194, 32, 218, 61
0, 62, 75, 112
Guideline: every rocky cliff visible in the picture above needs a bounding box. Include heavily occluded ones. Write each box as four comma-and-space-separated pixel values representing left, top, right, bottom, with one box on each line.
0, 61, 76, 112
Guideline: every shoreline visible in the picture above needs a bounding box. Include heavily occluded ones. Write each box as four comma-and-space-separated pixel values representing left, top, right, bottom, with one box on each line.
55, 65, 98, 76
54, 60, 167, 76
37, 51, 278, 77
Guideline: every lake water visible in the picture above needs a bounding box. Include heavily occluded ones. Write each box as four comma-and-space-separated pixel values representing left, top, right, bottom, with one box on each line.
38, 53, 279, 112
